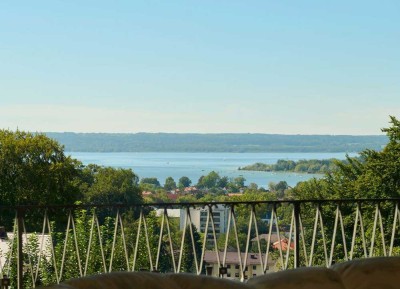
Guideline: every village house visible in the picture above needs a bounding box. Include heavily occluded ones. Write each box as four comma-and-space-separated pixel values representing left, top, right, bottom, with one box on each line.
203, 251, 276, 280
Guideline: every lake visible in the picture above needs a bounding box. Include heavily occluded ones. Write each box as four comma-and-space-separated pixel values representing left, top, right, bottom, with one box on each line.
67, 152, 357, 188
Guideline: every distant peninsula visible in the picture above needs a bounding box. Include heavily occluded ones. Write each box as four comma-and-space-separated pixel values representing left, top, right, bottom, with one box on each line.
45, 132, 387, 153
239, 159, 340, 174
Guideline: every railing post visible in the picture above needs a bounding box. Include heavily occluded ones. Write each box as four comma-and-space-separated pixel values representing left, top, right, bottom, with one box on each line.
294, 202, 300, 268
17, 208, 24, 289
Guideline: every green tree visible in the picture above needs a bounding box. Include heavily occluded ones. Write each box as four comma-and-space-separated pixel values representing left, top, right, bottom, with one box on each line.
82, 165, 142, 204
164, 177, 177, 191
132, 211, 173, 272
180, 225, 202, 273
147, 189, 170, 203
248, 183, 258, 190
290, 116, 400, 263
318, 116, 400, 200
233, 176, 246, 188
178, 176, 192, 189
0, 130, 81, 206
217, 176, 229, 188
140, 177, 161, 188
269, 181, 289, 199
226, 176, 246, 192
197, 171, 220, 189
177, 194, 197, 203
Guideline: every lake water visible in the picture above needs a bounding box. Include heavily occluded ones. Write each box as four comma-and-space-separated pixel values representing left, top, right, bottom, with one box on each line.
67, 152, 357, 188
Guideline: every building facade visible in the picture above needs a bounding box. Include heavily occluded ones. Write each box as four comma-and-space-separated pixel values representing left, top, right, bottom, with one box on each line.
203, 251, 275, 280
179, 206, 229, 239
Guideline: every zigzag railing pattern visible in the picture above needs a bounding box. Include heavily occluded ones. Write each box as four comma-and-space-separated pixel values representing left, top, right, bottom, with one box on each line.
0, 199, 400, 288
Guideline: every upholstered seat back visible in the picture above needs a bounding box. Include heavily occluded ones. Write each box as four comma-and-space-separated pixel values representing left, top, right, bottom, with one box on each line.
40, 257, 400, 289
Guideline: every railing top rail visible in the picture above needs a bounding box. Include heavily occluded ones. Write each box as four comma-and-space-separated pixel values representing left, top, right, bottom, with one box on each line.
1, 198, 400, 211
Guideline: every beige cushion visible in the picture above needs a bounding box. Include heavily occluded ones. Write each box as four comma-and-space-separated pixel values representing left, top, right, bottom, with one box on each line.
331, 257, 400, 289
247, 267, 346, 289
59, 272, 180, 289
166, 273, 250, 289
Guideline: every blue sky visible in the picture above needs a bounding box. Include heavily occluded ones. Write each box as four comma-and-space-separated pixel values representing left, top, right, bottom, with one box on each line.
1, 1, 399, 134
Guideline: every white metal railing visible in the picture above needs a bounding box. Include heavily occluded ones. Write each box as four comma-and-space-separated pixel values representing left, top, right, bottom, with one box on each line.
0, 199, 399, 288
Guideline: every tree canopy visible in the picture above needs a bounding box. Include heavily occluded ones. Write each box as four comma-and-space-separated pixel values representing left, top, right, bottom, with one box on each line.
0, 130, 82, 205
81, 164, 142, 204
178, 176, 192, 188
240, 159, 339, 174
140, 177, 161, 188
0, 130, 143, 207
292, 116, 400, 200
164, 176, 177, 191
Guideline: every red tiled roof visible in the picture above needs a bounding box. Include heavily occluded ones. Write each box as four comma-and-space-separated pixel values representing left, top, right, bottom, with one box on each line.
167, 193, 179, 200
227, 193, 243, 197
251, 234, 286, 244
272, 238, 294, 251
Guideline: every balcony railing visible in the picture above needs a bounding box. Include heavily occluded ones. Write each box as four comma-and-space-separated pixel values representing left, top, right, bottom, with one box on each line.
1, 198, 400, 288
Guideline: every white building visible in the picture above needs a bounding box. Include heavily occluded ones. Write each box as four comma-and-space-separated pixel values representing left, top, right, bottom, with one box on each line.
180, 206, 229, 239
155, 208, 181, 218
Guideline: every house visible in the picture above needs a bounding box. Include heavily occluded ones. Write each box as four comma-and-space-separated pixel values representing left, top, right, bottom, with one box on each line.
166, 193, 179, 201
155, 208, 181, 218
203, 251, 276, 280
227, 193, 243, 197
251, 233, 286, 245
184, 186, 198, 193
141, 191, 153, 197
272, 238, 294, 251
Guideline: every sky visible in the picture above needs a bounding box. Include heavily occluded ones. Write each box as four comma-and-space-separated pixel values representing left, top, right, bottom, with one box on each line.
1, 1, 399, 135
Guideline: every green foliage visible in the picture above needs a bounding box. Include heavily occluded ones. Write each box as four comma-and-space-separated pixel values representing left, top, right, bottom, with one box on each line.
292, 117, 400, 200
177, 194, 197, 203
269, 181, 289, 199
82, 164, 142, 204
25, 209, 180, 287
164, 177, 177, 191
382, 116, 400, 143
197, 171, 221, 189
145, 189, 170, 203
217, 176, 229, 189
178, 176, 192, 189
217, 192, 277, 252
0, 130, 82, 206
180, 225, 202, 273
196, 172, 246, 193
290, 116, 400, 264
226, 176, 246, 193
140, 178, 161, 188
131, 211, 173, 272
240, 159, 340, 174
290, 178, 330, 199
6, 233, 44, 288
